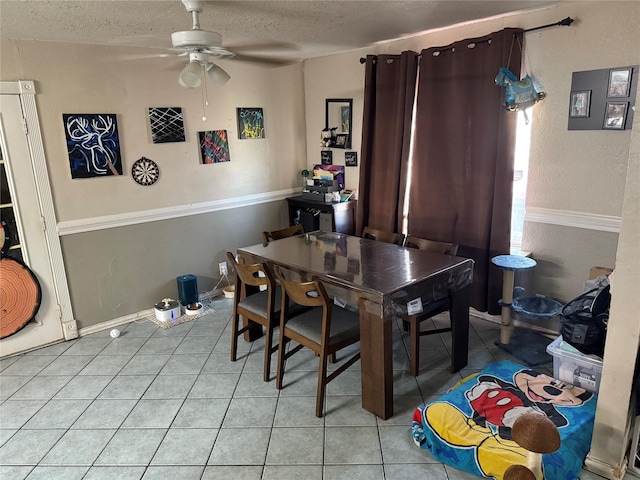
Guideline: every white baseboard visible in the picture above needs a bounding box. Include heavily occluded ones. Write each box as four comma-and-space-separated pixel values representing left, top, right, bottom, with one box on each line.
584, 454, 628, 480
77, 289, 227, 337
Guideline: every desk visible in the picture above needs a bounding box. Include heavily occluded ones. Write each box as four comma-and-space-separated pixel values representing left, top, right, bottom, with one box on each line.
237, 231, 474, 419
286, 196, 356, 235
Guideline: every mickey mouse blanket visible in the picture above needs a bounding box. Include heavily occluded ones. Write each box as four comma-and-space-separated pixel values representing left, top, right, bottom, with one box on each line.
411, 360, 597, 479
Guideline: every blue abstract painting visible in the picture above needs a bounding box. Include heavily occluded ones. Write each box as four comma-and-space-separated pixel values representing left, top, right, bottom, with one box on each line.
63, 113, 122, 179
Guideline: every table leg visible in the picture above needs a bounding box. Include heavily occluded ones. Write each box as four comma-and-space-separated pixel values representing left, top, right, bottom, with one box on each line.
449, 284, 470, 372
500, 270, 515, 344
358, 298, 393, 420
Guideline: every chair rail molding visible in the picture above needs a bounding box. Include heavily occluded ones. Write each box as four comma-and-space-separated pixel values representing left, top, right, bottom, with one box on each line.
525, 207, 621, 233
57, 188, 300, 236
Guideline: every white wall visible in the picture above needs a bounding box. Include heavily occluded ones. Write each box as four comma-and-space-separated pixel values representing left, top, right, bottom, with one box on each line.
1, 40, 307, 221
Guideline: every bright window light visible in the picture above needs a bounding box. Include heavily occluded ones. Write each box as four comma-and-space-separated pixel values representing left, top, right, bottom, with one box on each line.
511, 108, 533, 251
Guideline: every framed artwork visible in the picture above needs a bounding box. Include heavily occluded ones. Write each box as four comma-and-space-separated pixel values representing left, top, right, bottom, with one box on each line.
63, 113, 122, 178
199, 130, 231, 163
607, 68, 632, 97
345, 151, 358, 167
569, 90, 591, 118
321, 150, 333, 165
335, 134, 348, 147
148, 107, 185, 143
237, 107, 265, 139
603, 102, 628, 130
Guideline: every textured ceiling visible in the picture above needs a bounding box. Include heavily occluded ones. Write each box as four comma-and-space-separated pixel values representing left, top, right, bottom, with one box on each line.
0, 0, 560, 64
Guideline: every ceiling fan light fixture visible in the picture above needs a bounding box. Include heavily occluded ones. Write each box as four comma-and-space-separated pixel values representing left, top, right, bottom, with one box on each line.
206, 63, 231, 87
179, 61, 203, 88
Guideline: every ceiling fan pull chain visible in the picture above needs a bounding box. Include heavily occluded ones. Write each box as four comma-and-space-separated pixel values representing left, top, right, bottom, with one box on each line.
201, 63, 209, 121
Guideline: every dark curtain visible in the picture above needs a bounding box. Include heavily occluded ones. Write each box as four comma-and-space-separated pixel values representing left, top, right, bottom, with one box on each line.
406, 29, 523, 314
356, 51, 418, 235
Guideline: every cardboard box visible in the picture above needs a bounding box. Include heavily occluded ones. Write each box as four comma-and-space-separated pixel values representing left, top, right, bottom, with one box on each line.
589, 266, 613, 279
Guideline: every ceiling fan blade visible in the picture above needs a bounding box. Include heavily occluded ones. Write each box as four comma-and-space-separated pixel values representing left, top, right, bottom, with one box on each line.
230, 54, 295, 66
226, 41, 300, 54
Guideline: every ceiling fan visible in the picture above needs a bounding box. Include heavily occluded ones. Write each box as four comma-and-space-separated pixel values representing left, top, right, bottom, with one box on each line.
172, 0, 234, 88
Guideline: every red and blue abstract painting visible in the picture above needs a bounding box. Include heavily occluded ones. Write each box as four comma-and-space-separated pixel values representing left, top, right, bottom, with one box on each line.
199, 130, 230, 164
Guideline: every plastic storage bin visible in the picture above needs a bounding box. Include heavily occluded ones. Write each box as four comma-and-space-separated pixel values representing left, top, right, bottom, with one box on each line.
546, 336, 603, 393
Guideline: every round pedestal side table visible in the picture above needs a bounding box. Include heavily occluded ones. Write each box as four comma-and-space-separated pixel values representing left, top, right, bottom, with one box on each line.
491, 254, 537, 344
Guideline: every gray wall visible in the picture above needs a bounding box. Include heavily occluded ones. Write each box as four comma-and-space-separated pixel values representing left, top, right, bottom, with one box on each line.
60, 201, 288, 329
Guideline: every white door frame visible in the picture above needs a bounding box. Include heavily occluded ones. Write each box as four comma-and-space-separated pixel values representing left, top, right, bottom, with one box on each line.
1, 80, 77, 344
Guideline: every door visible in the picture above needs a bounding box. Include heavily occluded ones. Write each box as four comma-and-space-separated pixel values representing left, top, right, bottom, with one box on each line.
0, 92, 66, 356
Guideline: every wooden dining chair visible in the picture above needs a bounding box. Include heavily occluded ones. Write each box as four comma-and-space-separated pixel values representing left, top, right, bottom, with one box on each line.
362, 226, 405, 246
401, 235, 459, 376
273, 266, 361, 417
227, 252, 298, 382
262, 224, 304, 245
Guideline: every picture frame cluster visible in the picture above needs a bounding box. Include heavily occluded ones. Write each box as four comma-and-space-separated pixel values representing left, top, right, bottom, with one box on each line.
569, 67, 633, 130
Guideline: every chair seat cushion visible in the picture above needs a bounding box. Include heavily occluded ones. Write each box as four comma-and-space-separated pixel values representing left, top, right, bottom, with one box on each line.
284, 306, 360, 346
238, 286, 303, 320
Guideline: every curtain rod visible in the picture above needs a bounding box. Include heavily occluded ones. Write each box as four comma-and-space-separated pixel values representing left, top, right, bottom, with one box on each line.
358, 17, 574, 64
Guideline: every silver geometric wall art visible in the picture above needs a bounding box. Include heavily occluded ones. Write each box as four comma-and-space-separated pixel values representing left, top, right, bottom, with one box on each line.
148, 107, 186, 143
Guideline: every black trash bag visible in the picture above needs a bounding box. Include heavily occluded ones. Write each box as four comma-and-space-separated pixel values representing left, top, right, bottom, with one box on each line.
559, 285, 610, 357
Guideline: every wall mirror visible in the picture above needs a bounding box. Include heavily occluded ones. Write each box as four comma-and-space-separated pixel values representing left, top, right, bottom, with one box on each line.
325, 98, 352, 149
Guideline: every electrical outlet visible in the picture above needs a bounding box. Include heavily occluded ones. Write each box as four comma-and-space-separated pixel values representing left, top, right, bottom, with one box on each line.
219, 261, 228, 276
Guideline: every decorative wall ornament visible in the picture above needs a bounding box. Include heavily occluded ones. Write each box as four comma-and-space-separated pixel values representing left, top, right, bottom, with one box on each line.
149, 107, 185, 143
131, 157, 160, 186
345, 151, 358, 167
236, 107, 265, 139
63, 113, 122, 178
199, 130, 230, 163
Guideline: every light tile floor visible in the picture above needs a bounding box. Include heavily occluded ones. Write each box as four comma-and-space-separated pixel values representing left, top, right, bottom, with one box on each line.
0, 296, 626, 479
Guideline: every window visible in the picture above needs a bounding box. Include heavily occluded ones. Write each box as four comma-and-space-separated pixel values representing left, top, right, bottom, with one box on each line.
511, 108, 533, 251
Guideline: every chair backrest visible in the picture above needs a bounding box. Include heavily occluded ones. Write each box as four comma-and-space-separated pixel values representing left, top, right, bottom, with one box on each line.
262, 224, 304, 244
404, 235, 459, 255
226, 251, 275, 290
362, 226, 405, 246
272, 267, 328, 309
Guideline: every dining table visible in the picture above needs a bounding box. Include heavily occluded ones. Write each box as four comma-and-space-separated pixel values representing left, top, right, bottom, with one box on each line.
237, 231, 474, 419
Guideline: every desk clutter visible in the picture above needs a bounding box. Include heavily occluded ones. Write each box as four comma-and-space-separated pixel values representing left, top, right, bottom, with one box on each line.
300, 165, 347, 204
301, 178, 341, 203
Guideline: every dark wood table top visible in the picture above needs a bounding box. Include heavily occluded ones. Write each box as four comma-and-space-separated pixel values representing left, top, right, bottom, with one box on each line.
238, 231, 473, 307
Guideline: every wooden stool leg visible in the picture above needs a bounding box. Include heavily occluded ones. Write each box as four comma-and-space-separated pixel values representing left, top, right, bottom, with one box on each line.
410, 317, 420, 376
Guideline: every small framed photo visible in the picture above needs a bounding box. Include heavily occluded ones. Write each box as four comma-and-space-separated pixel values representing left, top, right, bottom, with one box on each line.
569, 90, 591, 118
607, 68, 631, 97
345, 151, 358, 167
335, 134, 348, 147
321, 150, 333, 165
603, 102, 628, 130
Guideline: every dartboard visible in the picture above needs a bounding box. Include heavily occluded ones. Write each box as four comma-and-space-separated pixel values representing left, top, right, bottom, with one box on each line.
131, 157, 160, 186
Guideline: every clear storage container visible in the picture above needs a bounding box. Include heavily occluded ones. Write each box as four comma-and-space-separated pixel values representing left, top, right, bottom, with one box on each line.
546, 335, 603, 393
